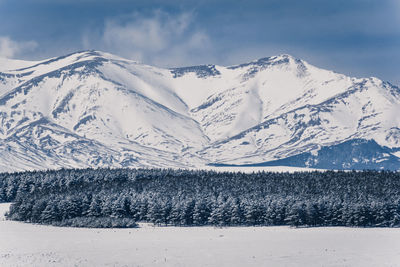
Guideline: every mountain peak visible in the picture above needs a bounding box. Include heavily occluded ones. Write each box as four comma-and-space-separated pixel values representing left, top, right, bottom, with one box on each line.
227, 53, 302, 70
256, 53, 297, 62
0, 50, 399, 171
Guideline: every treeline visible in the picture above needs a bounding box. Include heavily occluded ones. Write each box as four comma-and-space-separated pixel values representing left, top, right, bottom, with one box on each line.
1, 168, 400, 227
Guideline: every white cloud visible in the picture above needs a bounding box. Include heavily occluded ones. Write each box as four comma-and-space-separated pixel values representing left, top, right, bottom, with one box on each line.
0, 36, 38, 59
83, 11, 215, 67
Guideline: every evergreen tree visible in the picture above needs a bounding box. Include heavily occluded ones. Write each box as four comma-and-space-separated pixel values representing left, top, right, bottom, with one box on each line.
88, 197, 102, 217
2, 168, 400, 228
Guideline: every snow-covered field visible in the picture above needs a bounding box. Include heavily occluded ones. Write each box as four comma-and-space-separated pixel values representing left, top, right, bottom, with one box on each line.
1, 203, 400, 266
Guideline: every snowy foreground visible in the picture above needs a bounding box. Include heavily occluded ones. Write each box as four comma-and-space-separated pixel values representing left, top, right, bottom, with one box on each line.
1, 203, 400, 267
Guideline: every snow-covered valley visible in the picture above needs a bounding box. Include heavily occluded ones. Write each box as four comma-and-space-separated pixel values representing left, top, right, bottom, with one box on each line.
1, 203, 400, 267
0, 50, 399, 171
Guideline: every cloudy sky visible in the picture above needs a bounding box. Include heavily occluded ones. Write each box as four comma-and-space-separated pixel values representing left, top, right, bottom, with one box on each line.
0, 0, 398, 85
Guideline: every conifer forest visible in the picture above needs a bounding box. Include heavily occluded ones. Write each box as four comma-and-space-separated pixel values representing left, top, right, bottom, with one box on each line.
1, 168, 400, 228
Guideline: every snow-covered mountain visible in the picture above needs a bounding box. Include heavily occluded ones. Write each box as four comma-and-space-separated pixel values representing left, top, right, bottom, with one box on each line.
0, 50, 399, 171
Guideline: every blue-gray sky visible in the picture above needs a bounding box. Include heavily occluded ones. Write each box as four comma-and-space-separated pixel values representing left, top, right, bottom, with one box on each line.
0, 0, 399, 85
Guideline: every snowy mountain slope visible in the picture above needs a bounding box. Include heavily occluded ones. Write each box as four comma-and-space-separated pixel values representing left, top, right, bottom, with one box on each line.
0, 57, 41, 72
173, 55, 358, 141
211, 139, 400, 170
0, 50, 399, 171
202, 77, 400, 166
0, 57, 42, 96
0, 51, 210, 171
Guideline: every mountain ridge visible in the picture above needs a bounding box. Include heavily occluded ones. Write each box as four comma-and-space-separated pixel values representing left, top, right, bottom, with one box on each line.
0, 50, 399, 171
